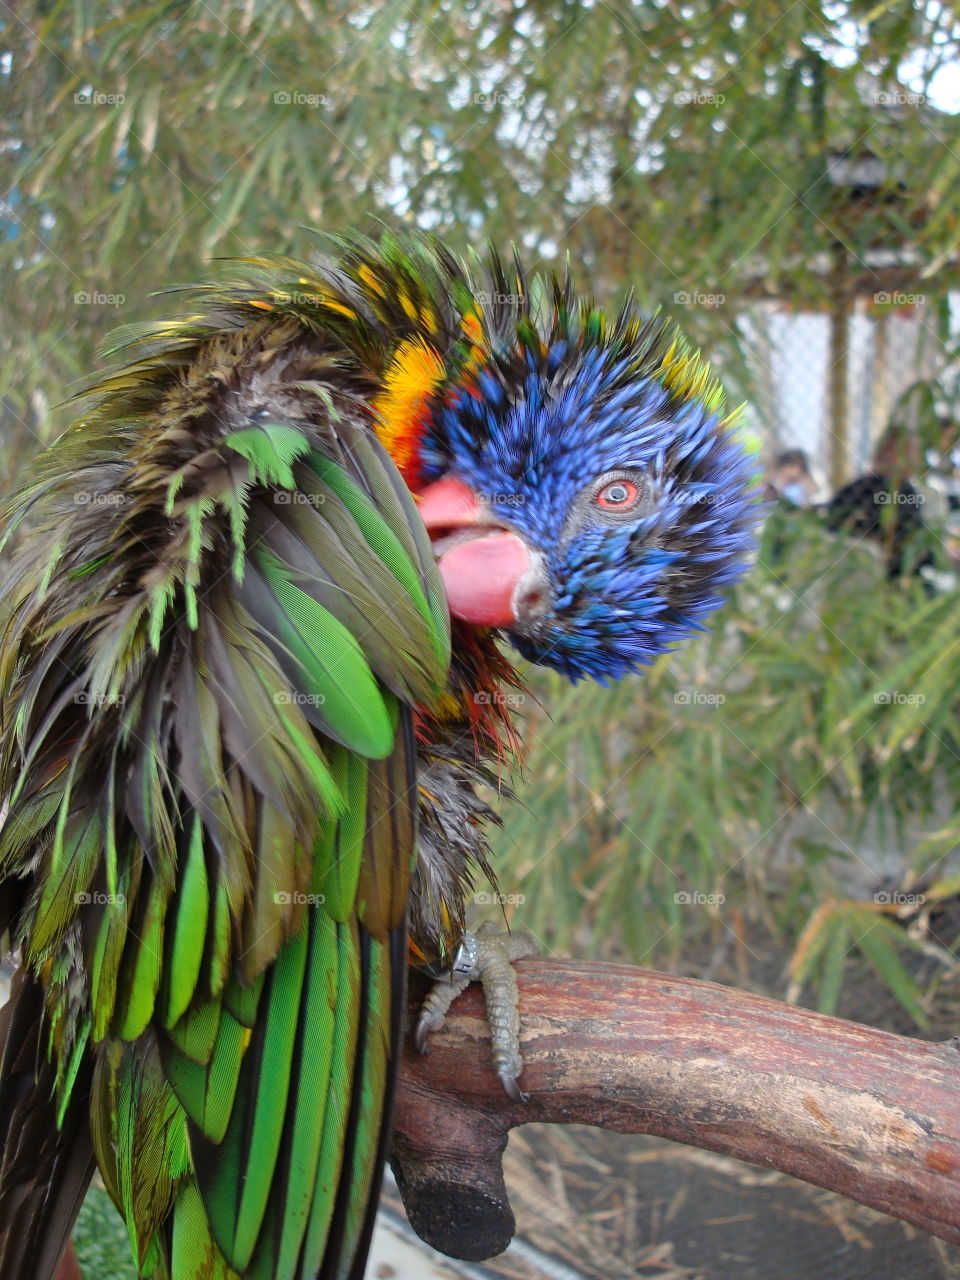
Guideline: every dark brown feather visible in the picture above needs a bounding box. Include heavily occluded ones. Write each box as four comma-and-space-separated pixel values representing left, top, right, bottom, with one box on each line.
0, 969, 95, 1280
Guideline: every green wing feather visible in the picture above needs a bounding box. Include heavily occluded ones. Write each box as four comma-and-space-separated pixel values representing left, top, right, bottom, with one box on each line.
0, 290, 450, 1280
162, 816, 211, 1028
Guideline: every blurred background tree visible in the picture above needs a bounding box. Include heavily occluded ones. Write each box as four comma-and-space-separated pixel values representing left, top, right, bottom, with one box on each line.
2, 0, 959, 1074
4, 2, 960, 455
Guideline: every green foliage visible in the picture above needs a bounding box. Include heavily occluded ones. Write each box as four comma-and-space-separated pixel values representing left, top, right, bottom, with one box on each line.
485, 511, 960, 1021
3, 1, 960, 473
74, 1184, 137, 1279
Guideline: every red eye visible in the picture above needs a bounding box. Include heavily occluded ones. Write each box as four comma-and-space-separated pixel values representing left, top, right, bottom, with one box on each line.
596, 479, 639, 510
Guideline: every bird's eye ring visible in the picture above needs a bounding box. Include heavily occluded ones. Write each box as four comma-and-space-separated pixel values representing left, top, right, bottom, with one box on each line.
596, 479, 640, 510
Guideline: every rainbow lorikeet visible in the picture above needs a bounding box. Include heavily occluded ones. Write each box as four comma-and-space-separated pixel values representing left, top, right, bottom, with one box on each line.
0, 233, 756, 1280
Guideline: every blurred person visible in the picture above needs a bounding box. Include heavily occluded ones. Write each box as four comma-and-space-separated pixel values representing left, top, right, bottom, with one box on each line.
823, 423, 935, 582
759, 449, 822, 578
763, 448, 818, 506
919, 511, 960, 593
922, 422, 960, 518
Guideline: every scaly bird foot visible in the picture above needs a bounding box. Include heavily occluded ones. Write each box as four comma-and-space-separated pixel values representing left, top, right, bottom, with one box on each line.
415, 920, 539, 1102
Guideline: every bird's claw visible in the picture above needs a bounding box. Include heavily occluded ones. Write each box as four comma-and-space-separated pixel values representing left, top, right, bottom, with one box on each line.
415, 920, 538, 1102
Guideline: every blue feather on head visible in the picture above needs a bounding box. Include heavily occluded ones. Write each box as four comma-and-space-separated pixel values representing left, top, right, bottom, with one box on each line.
414, 264, 760, 684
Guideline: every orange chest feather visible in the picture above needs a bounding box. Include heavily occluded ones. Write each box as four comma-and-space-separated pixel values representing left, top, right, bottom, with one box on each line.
372, 315, 488, 490
372, 338, 446, 491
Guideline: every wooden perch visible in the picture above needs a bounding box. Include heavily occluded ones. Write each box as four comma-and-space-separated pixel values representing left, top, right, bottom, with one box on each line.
391, 958, 960, 1261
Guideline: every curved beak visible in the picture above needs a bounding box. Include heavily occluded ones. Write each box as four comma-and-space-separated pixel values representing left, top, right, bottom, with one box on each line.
417, 476, 550, 629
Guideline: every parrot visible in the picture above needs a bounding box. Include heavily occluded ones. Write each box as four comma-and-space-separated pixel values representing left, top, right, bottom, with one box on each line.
0, 232, 757, 1280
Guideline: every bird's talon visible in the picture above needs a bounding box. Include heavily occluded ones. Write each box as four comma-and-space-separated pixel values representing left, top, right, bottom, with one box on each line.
416, 923, 538, 1099
499, 1072, 529, 1104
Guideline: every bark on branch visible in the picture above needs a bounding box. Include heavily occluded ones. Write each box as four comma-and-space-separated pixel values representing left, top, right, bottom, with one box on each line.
391, 959, 960, 1262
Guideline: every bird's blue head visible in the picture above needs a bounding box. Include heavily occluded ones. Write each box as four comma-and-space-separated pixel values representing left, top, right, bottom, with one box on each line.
414, 286, 759, 684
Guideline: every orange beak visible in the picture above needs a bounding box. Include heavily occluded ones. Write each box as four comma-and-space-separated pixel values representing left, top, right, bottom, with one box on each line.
417, 476, 544, 629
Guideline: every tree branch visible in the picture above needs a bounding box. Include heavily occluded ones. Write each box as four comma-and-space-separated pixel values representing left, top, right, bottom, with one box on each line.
391, 959, 960, 1262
